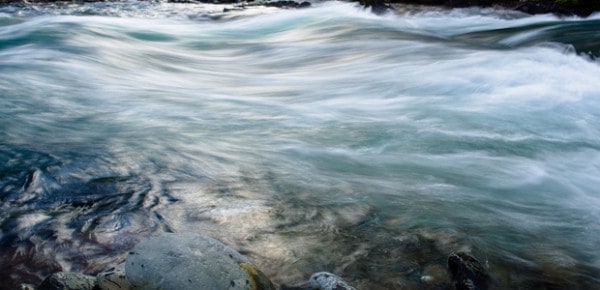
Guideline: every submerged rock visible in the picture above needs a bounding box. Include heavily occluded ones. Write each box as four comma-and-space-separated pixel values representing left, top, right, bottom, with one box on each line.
307, 272, 356, 290
448, 252, 490, 290
125, 232, 275, 290
38, 272, 98, 290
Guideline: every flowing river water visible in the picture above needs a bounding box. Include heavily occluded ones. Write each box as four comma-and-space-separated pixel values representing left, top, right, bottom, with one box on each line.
1, 1, 600, 288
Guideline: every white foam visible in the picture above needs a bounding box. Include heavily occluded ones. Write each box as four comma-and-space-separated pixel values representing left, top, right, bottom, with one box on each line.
16, 213, 50, 230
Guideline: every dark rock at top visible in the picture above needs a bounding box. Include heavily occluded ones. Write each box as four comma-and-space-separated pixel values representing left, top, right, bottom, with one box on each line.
264, 0, 311, 8
384, 0, 600, 17
1, 0, 598, 16
515, 1, 553, 14
360, 0, 389, 14
448, 252, 490, 290
298, 1, 311, 8
387, 0, 519, 8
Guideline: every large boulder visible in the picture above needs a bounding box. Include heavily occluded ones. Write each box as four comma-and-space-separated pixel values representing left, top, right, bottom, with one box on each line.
125, 232, 275, 290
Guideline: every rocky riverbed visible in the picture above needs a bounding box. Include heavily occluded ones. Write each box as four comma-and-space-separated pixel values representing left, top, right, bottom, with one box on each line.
30, 232, 492, 290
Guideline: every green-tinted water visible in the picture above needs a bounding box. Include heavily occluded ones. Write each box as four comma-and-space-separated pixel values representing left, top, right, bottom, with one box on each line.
1, 2, 599, 288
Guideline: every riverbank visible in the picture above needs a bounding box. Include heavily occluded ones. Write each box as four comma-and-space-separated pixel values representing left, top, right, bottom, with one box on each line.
0, 0, 599, 16
371, 0, 600, 16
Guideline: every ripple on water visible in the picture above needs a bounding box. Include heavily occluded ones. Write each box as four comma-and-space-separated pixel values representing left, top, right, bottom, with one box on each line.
1, 1, 600, 289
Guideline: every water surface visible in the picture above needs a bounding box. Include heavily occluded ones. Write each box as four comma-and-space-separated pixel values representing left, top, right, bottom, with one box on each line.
1, 2, 600, 288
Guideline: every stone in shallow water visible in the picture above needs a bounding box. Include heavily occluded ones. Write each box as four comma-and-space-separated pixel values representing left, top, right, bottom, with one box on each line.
448, 252, 490, 290
307, 272, 356, 290
125, 232, 275, 290
38, 272, 98, 290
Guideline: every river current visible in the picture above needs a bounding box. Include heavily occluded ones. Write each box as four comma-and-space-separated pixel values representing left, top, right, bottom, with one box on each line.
1, 1, 599, 288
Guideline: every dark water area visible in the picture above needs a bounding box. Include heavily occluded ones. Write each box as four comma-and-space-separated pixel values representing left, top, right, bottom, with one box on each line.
454, 18, 600, 57
1, 2, 600, 289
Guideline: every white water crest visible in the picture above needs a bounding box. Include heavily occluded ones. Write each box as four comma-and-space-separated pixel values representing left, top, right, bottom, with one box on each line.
1, 1, 600, 288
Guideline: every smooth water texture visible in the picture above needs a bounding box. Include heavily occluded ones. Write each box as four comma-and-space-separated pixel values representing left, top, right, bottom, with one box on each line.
1, 2, 600, 288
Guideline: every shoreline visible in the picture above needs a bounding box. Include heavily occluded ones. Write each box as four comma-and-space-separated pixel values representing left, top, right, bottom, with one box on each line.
370, 0, 600, 16
0, 0, 599, 17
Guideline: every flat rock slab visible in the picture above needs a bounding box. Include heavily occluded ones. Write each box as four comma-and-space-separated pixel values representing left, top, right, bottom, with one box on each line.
125, 232, 274, 290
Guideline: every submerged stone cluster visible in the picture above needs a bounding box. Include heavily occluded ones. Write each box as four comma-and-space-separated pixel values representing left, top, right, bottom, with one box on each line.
29, 232, 492, 290
36, 233, 277, 290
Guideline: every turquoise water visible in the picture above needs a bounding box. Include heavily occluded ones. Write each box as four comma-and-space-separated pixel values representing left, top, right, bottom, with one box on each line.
1, 2, 600, 288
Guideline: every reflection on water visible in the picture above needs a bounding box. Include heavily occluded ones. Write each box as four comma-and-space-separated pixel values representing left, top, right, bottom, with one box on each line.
1, 1, 600, 288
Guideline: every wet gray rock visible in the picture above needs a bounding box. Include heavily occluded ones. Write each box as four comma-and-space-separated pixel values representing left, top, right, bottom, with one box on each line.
97, 263, 129, 290
307, 272, 356, 290
38, 272, 99, 290
448, 252, 490, 290
125, 232, 275, 290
